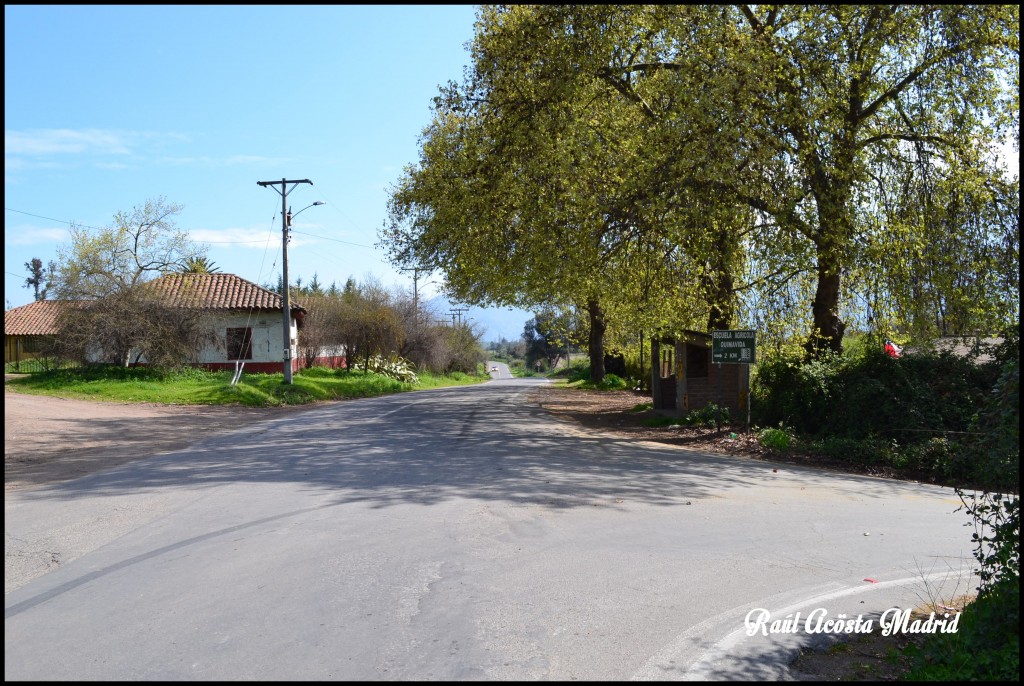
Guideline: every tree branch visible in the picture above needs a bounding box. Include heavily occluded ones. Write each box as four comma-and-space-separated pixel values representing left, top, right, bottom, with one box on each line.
857, 132, 953, 149
739, 5, 761, 33
596, 67, 658, 120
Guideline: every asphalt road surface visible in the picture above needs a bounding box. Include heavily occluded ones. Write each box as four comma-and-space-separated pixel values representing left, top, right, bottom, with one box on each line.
5, 379, 976, 680
487, 360, 512, 380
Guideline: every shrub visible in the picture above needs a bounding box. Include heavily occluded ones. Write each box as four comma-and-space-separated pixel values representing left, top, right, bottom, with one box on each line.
596, 373, 627, 390
759, 426, 792, 450
685, 403, 729, 428
907, 354, 1019, 680
363, 354, 418, 384
816, 435, 895, 465
752, 346, 999, 442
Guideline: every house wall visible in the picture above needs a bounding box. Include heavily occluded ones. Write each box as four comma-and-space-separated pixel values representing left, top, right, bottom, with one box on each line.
131, 311, 302, 373
193, 312, 292, 364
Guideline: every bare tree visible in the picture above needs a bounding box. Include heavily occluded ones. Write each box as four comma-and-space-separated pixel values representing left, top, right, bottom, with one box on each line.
53, 288, 217, 369
52, 197, 206, 299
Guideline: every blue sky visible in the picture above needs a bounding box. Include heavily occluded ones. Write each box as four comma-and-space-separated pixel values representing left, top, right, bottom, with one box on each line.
4, 4, 532, 342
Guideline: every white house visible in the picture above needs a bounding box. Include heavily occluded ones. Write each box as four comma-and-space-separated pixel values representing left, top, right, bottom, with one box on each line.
4, 273, 347, 373
145, 273, 309, 373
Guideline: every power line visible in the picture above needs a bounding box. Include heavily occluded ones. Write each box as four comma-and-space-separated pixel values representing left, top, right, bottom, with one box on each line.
289, 229, 375, 249
5, 206, 103, 230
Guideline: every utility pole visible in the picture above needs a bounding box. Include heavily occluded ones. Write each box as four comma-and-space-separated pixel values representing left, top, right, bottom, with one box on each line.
257, 178, 312, 384
412, 268, 419, 323
450, 306, 469, 327
400, 267, 421, 325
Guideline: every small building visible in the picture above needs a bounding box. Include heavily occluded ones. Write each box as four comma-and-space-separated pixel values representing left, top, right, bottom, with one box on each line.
4, 300, 63, 368
4, 274, 347, 373
146, 273, 310, 373
650, 331, 750, 419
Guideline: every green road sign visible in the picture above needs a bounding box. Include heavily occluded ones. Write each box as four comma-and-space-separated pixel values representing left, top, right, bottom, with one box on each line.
711, 329, 756, 364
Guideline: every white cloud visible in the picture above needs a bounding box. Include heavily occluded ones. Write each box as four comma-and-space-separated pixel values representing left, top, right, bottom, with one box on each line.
5, 129, 134, 156
4, 225, 69, 245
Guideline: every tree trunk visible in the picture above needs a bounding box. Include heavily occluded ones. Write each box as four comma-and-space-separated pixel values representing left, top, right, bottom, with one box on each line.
705, 267, 735, 332
704, 224, 738, 332
805, 184, 851, 359
586, 297, 606, 384
806, 258, 845, 358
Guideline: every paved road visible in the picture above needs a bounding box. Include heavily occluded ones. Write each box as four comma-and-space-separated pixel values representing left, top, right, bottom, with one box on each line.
5, 379, 976, 680
486, 359, 512, 380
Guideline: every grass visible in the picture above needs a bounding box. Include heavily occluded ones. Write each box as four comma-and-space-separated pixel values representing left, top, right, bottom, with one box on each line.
5, 365, 488, 407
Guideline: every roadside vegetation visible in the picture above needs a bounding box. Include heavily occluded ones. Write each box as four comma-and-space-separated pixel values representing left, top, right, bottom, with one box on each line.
5, 364, 488, 408
750, 336, 1017, 491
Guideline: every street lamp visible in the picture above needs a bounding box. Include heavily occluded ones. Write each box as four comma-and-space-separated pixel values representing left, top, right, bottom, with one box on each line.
281, 200, 325, 383
288, 201, 325, 229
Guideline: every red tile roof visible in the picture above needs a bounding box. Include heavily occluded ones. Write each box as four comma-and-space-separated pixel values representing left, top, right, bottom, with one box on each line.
5, 274, 304, 337
4, 300, 64, 336
146, 273, 305, 313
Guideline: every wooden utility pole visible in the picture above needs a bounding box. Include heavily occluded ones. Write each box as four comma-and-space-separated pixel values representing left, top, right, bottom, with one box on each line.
257, 178, 312, 384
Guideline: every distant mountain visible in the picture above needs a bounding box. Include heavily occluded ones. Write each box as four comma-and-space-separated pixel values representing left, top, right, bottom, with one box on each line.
422, 296, 532, 342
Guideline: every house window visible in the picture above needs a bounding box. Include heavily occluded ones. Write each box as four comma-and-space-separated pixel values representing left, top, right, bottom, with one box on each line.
227, 327, 253, 360
686, 343, 709, 378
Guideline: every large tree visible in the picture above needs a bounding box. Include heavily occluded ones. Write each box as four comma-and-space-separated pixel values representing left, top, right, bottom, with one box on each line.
505, 5, 1018, 355
385, 5, 1018, 368
384, 7, 750, 381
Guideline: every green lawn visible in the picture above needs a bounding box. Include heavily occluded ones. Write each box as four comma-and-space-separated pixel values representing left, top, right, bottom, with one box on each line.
4, 365, 488, 407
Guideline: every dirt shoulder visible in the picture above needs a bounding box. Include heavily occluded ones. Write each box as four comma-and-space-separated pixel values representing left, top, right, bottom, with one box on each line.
4, 383, 311, 493
527, 385, 769, 457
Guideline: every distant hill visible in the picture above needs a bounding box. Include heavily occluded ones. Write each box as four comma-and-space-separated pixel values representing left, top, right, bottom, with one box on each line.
422, 296, 531, 342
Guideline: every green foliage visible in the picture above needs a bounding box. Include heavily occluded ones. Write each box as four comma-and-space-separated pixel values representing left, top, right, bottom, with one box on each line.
944, 354, 1019, 682
758, 426, 792, 451
685, 403, 729, 428
560, 364, 628, 390
751, 339, 1014, 486
904, 586, 1019, 681
752, 347, 997, 440
814, 435, 895, 466
594, 373, 627, 390
383, 5, 1019, 363
640, 403, 729, 428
